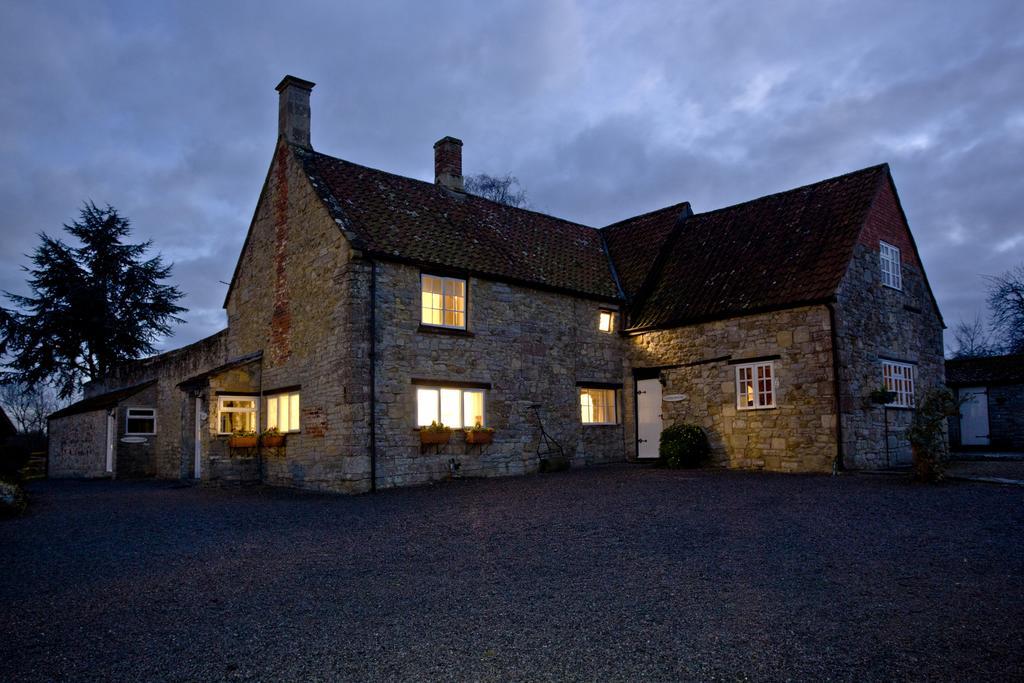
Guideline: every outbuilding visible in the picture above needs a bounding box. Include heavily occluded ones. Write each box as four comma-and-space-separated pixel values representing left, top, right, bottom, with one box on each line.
947, 354, 1024, 452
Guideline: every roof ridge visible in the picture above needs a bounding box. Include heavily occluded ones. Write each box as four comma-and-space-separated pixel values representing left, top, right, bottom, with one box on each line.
601, 200, 693, 231
301, 146, 601, 232
689, 163, 889, 221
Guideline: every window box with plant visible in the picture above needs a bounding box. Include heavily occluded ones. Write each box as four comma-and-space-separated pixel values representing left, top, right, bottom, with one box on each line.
464, 422, 494, 445
261, 427, 286, 448
420, 421, 452, 446
228, 431, 258, 449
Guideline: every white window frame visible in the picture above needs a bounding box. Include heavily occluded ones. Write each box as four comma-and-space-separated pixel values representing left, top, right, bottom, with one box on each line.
579, 387, 618, 425
216, 395, 258, 435
420, 274, 468, 330
124, 407, 157, 436
882, 360, 915, 408
879, 241, 902, 290
415, 386, 487, 428
265, 391, 301, 433
598, 310, 615, 333
736, 361, 777, 410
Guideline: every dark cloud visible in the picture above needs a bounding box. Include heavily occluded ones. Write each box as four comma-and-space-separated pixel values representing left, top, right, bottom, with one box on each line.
1, 0, 1021, 354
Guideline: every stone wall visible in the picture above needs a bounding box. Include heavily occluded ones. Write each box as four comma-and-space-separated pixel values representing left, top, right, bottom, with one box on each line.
626, 306, 837, 472
112, 383, 158, 478
833, 180, 946, 469
371, 262, 626, 489
987, 384, 1024, 451
224, 142, 371, 493
49, 410, 109, 478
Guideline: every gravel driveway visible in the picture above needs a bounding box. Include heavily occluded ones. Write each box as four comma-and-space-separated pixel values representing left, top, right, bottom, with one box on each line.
1, 466, 1022, 681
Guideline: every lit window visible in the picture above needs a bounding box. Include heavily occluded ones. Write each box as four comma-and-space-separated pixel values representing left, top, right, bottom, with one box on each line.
266, 391, 300, 432
125, 408, 156, 435
882, 360, 915, 408
416, 387, 486, 428
736, 362, 776, 410
598, 310, 615, 333
217, 396, 257, 434
421, 274, 466, 329
580, 387, 617, 425
880, 241, 902, 290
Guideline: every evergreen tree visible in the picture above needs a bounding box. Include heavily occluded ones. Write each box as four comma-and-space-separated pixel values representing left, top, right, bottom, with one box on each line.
0, 203, 186, 398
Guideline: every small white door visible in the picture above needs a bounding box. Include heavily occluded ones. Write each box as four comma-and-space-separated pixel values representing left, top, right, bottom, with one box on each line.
194, 397, 203, 479
105, 412, 115, 474
959, 387, 990, 447
636, 378, 663, 459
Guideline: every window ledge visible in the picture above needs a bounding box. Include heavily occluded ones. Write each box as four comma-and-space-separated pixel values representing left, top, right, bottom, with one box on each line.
583, 423, 620, 427
737, 406, 778, 411
418, 324, 474, 337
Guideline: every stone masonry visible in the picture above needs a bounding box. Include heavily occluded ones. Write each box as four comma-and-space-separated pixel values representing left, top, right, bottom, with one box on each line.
627, 306, 837, 472
832, 180, 945, 468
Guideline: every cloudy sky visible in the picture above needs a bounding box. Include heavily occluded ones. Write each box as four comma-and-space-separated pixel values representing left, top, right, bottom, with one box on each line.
1, 0, 1022, 354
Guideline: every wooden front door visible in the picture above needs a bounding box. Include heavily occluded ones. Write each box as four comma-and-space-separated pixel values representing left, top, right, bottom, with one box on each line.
959, 387, 990, 447
636, 378, 663, 459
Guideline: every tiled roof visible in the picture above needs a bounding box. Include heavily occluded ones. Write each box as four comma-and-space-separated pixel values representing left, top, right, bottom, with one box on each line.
602, 202, 691, 300
946, 354, 1024, 386
296, 145, 895, 330
297, 148, 622, 301
48, 380, 156, 420
626, 165, 889, 330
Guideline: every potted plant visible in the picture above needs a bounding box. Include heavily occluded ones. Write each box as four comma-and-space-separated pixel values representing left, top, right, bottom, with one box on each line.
228, 430, 258, 448
905, 388, 965, 482
464, 422, 494, 445
869, 386, 898, 405
420, 421, 452, 446
261, 427, 285, 448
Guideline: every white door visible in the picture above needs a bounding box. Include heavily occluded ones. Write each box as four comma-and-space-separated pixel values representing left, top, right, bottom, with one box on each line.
194, 397, 203, 479
959, 387, 990, 447
105, 412, 115, 474
636, 378, 663, 459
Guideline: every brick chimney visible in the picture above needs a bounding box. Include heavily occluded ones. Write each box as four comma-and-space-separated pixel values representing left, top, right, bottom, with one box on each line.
275, 75, 316, 149
433, 136, 463, 191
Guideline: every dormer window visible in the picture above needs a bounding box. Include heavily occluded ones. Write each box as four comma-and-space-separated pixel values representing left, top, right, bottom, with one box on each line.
879, 241, 902, 290
421, 274, 466, 329
598, 310, 615, 333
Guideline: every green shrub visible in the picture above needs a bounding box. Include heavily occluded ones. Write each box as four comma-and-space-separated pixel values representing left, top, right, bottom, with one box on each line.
659, 423, 710, 468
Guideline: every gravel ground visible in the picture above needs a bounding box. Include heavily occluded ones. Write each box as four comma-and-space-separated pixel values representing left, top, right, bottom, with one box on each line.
1, 466, 1022, 681
946, 459, 1024, 482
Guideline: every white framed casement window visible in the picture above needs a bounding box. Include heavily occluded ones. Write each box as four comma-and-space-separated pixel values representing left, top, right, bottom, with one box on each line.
879, 241, 902, 290
421, 274, 467, 329
266, 391, 300, 433
736, 361, 776, 410
124, 407, 156, 435
882, 360, 915, 408
416, 387, 486, 428
598, 310, 615, 333
217, 396, 257, 434
580, 387, 617, 425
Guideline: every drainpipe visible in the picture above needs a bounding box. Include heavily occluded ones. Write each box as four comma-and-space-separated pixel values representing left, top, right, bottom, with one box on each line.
368, 259, 378, 493
826, 302, 846, 472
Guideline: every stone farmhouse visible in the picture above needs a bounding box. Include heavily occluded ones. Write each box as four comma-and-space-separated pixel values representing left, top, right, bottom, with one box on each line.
48, 75, 945, 492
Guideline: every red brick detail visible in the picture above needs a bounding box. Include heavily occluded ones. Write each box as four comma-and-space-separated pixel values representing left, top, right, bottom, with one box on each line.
269, 145, 292, 364
302, 406, 327, 437
858, 179, 919, 269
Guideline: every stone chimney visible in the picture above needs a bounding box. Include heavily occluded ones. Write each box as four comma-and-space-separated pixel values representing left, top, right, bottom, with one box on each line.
275, 75, 316, 149
433, 136, 463, 191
